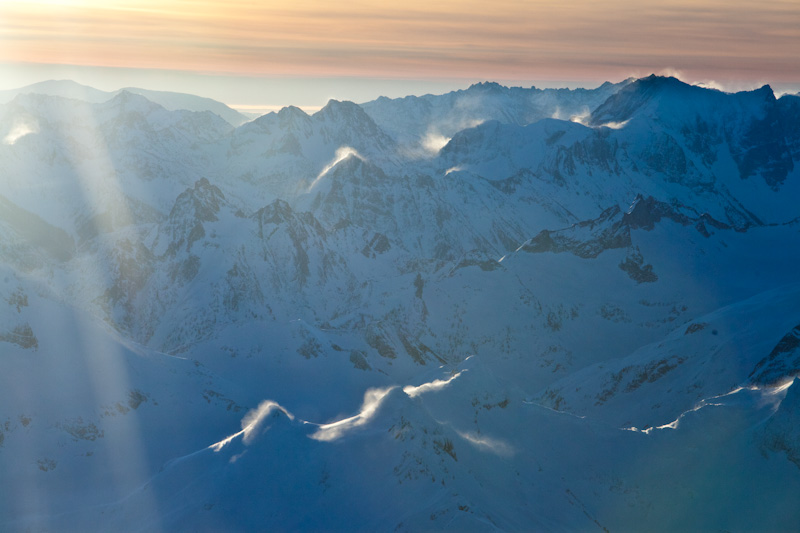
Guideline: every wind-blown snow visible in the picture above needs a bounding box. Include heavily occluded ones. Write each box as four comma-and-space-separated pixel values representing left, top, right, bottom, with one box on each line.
310, 387, 394, 442
403, 371, 461, 398
3, 116, 38, 145
308, 146, 364, 191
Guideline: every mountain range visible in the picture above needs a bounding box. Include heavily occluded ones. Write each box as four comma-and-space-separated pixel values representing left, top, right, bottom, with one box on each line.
1, 74, 799, 531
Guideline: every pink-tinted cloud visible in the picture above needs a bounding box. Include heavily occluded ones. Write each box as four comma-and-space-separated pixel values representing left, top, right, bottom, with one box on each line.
1, 0, 798, 83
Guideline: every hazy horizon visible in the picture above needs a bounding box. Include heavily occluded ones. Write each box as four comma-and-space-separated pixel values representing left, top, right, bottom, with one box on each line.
2, 0, 798, 110
3, 63, 800, 115
0, 60, 615, 112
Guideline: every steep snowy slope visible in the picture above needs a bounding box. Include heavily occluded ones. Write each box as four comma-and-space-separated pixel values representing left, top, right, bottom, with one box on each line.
120, 87, 250, 127
219, 99, 399, 206
0, 91, 231, 235
0, 266, 254, 528
14, 344, 799, 532
436, 81, 800, 226
590, 76, 799, 209
537, 283, 800, 427
360, 79, 633, 154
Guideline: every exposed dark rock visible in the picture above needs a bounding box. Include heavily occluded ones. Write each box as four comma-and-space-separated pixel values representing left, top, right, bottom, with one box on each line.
0, 323, 38, 350
365, 324, 396, 359
349, 350, 371, 370
761, 379, 800, 469
730, 90, 794, 189
163, 178, 226, 255
362, 232, 391, 257
522, 206, 630, 259
622, 195, 692, 230
448, 250, 504, 275
749, 325, 800, 386
618, 247, 658, 283
684, 322, 708, 335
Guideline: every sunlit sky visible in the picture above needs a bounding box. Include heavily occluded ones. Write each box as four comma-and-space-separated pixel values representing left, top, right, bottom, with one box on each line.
1, 0, 799, 109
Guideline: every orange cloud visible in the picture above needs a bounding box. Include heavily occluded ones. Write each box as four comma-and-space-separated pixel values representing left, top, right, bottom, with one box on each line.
1, 0, 798, 82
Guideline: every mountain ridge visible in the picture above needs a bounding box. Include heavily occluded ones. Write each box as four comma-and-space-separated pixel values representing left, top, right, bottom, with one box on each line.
0, 79, 250, 127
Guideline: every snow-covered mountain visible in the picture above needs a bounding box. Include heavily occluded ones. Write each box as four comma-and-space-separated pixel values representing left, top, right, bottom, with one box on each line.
360, 79, 633, 155
1, 75, 800, 531
0, 79, 250, 127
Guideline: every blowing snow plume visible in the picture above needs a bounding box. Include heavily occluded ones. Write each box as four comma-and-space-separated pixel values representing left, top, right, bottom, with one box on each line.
308, 146, 364, 191
421, 131, 451, 155
310, 387, 395, 442
3, 116, 38, 145
212, 400, 294, 451
403, 372, 461, 398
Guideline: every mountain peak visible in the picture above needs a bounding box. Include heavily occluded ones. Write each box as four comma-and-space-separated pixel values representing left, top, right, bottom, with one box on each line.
278, 105, 310, 118
752, 84, 776, 102
118, 87, 248, 126
8, 79, 113, 104
107, 89, 160, 111
329, 150, 367, 172
315, 99, 381, 129
467, 81, 506, 93
20, 79, 94, 93
588, 74, 705, 125
626, 74, 696, 98
179, 177, 226, 223
318, 99, 363, 116
248, 105, 309, 126
254, 198, 294, 226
